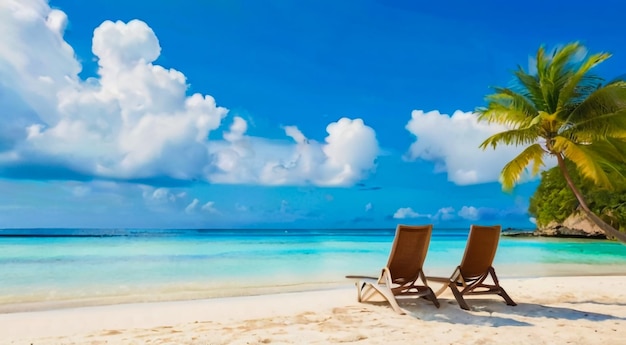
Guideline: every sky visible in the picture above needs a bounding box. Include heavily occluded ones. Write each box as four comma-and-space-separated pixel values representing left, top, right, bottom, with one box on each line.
1, 0, 625, 229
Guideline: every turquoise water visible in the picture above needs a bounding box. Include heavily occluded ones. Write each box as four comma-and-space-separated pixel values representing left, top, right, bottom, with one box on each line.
1, 228, 626, 309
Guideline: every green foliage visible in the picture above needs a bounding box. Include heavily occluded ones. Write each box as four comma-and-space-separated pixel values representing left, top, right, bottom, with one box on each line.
529, 167, 577, 225
529, 163, 626, 231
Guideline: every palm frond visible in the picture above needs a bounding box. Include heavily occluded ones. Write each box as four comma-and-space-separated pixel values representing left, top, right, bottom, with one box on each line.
538, 43, 587, 113
606, 137, 626, 156
514, 68, 546, 110
557, 51, 611, 109
491, 87, 538, 115
588, 138, 626, 165
535, 45, 566, 113
579, 139, 626, 186
477, 106, 531, 127
477, 87, 538, 126
567, 82, 626, 133
552, 136, 613, 188
539, 76, 558, 114
500, 143, 546, 190
564, 108, 626, 140
535, 46, 549, 77
568, 74, 605, 106
479, 124, 541, 150
549, 42, 583, 72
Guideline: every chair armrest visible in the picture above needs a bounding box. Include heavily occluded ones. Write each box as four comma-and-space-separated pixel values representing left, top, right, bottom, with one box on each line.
345, 275, 379, 280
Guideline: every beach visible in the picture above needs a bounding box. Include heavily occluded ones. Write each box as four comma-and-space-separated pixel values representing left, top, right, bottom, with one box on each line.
2, 230, 626, 344
1, 275, 625, 344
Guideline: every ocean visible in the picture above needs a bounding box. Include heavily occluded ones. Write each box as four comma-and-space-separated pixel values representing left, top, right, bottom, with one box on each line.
1, 228, 626, 311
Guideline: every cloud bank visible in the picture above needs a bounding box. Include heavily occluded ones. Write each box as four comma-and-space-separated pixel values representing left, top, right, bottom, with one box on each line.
392, 204, 526, 222
404, 110, 531, 185
0, 1, 379, 187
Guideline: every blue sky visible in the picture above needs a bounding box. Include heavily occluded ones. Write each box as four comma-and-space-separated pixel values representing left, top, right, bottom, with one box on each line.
1, 0, 624, 229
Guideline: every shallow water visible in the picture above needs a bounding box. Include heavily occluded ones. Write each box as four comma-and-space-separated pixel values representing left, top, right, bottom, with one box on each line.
1, 228, 626, 309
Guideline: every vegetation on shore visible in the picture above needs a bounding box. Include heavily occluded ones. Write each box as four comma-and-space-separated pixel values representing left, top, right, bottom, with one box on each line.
476, 42, 626, 242
529, 163, 626, 232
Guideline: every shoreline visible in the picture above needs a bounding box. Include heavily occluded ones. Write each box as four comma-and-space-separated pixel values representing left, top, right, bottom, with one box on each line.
3, 269, 626, 315
3, 267, 626, 314
0, 282, 349, 314
1, 275, 625, 344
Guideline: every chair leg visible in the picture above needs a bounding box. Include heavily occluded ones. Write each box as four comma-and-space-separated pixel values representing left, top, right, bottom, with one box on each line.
449, 282, 470, 310
355, 280, 405, 314
498, 288, 517, 306
488, 267, 517, 306
369, 283, 405, 314
356, 281, 376, 303
425, 288, 440, 308
417, 271, 440, 308
355, 282, 363, 302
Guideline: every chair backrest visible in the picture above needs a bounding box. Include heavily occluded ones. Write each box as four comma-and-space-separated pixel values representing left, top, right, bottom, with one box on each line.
459, 225, 501, 279
386, 224, 433, 280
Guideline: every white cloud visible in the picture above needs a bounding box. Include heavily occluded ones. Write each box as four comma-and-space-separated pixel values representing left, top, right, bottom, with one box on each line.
393, 206, 466, 221
185, 198, 199, 214
201, 201, 218, 214
3, 10, 227, 181
458, 206, 480, 221
142, 187, 185, 203
404, 110, 552, 185
393, 207, 429, 219
365, 202, 373, 212
0, 2, 380, 187
223, 116, 247, 143
432, 207, 455, 221
284, 126, 307, 144
141, 186, 188, 214
208, 117, 379, 186
529, 217, 537, 225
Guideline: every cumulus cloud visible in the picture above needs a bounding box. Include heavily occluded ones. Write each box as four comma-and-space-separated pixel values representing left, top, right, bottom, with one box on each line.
432, 207, 455, 221
185, 198, 199, 214
393, 207, 429, 219
0, 2, 380, 187
142, 187, 186, 203
208, 117, 379, 186
201, 201, 218, 214
455, 204, 530, 223
391, 204, 531, 224
393, 205, 477, 221
458, 206, 480, 221
405, 110, 552, 185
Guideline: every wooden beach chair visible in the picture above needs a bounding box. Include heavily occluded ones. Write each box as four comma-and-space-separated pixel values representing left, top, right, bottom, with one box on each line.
427, 225, 517, 310
346, 224, 440, 314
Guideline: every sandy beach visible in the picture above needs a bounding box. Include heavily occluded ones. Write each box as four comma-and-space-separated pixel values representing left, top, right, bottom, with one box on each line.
1, 275, 625, 344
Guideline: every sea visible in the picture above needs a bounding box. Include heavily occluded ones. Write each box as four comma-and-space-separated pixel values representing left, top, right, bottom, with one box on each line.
1, 228, 626, 311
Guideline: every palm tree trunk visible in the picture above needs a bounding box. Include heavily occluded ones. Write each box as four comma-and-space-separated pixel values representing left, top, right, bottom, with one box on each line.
556, 154, 626, 243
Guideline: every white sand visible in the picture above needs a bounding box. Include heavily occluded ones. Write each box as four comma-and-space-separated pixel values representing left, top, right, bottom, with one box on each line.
1, 276, 625, 344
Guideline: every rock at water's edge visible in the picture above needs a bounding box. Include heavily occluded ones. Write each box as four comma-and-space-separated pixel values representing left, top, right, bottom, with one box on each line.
534, 212, 606, 239
501, 229, 536, 237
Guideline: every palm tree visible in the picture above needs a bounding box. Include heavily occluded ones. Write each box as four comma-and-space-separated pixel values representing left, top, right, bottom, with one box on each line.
477, 42, 626, 243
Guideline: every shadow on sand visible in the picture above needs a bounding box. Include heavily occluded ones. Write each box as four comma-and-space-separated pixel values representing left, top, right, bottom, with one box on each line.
385, 297, 626, 327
